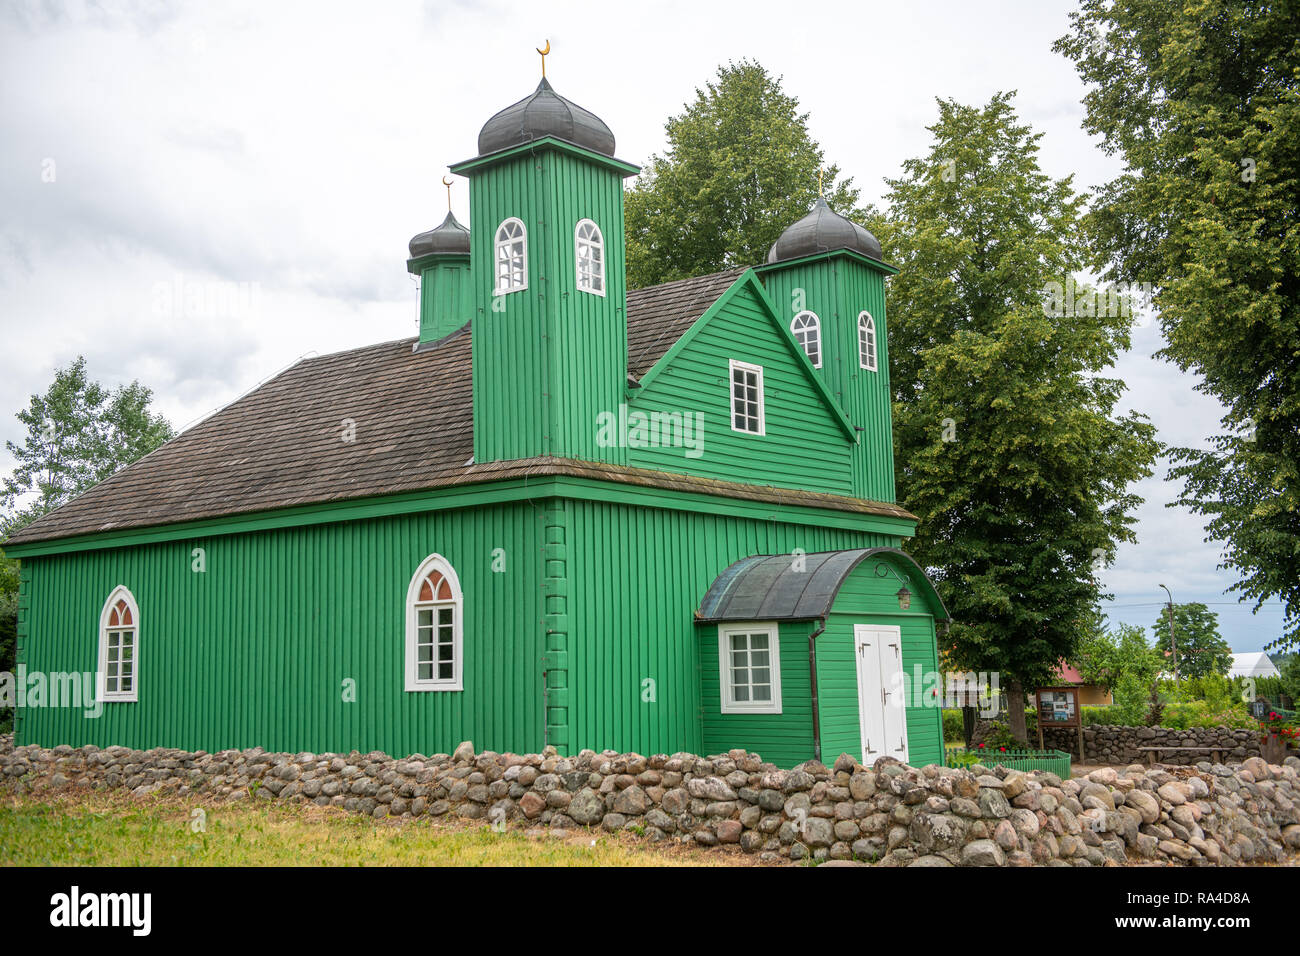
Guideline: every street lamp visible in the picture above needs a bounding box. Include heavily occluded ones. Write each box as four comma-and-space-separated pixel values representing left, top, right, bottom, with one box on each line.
1159, 583, 1179, 682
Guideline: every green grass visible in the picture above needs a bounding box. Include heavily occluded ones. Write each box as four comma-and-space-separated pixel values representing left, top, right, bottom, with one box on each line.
0, 792, 747, 867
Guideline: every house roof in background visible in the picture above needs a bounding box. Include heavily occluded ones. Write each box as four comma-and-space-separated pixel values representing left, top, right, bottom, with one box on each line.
1228, 651, 1281, 679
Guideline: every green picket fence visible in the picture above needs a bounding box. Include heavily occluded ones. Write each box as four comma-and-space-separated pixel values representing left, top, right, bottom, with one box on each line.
945, 748, 1072, 778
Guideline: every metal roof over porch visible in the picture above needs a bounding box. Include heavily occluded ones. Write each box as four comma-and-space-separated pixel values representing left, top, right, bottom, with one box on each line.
695, 547, 949, 623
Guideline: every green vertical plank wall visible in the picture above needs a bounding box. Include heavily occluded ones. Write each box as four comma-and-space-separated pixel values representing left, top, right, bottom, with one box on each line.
15, 502, 545, 756
467, 145, 629, 465
756, 256, 897, 503
816, 557, 946, 768
417, 255, 472, 344
699, 621, 816, 767
15, 489, 910, 758
565, 498, 898, 757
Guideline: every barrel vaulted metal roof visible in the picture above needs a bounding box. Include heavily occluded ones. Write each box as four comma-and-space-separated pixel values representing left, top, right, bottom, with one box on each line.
696, 547, 948, 623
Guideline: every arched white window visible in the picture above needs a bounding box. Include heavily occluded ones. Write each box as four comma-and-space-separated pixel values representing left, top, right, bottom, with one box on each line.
98, 586, 139, 703
405, 553, 464, 692
575, 219, 605, 296
790, 311, 822, 368
858, 311, 878, 371
494, 218, 527, 295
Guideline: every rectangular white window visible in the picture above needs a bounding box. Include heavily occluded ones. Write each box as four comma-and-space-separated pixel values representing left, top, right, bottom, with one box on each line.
416, 606, 456, 682
719, 623, 782, 714
729, 360, 765, 435
104, 628, 135, 696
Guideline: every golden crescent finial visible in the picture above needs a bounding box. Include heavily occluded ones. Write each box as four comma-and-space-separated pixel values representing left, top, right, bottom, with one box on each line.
817, 167, 825, 198
442, 175, 453, 211
442, 176, 454, 187
537, 39, 550, 77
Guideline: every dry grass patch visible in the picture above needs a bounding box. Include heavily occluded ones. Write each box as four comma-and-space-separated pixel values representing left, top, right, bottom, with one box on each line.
0, 789, 772, 867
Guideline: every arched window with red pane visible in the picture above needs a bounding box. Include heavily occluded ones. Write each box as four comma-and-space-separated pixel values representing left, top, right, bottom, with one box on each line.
404, 554, 463, 692
98, 586, 139, 702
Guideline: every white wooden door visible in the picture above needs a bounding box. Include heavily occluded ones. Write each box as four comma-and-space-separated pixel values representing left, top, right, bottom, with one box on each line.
854, 624, 909, 765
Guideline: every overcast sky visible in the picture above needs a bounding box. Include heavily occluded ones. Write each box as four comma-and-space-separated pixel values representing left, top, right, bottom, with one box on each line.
0, 0, 1287, 653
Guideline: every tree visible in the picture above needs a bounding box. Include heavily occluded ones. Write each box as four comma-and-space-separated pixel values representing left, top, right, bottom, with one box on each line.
1056, 1, 1300, 651
878, 93, 1161, 743
0, 357, 175, 683
1076, 622, 1162, 692
1279, 654, 1300, 704
1150, 603, 1232, 679
623, 60, 864, 288
1, 355, 175, 530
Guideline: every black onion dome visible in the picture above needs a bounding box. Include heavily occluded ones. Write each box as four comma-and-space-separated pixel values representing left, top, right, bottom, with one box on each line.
409, 210, 470, 258
766, 197, 883, 264
477, 77, 615, 157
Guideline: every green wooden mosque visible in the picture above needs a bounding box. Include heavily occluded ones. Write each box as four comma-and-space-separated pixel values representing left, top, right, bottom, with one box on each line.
6, 60, 950, 768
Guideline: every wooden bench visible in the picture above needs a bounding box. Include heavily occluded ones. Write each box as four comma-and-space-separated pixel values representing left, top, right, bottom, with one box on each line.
1137, 745, 1225, 766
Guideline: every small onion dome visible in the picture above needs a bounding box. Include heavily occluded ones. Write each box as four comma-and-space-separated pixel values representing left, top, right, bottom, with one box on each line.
409, 210, 470, 258
477, 77, 615, 157
766, 197, 883, 264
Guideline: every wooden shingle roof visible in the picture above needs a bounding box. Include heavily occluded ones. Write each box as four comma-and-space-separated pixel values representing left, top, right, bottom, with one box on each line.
6, 269, 913, 547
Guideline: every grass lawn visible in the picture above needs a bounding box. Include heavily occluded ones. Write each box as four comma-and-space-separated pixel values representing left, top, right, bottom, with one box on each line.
0, 791, 759, 867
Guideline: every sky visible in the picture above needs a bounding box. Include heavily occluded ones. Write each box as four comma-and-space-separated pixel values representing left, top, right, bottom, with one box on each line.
0, 0, 1288, 653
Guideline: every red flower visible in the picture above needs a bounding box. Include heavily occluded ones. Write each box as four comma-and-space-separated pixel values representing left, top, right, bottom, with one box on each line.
1269, 712, 1278, 720
999, 746, 1006, 752
977, 743, 985, 749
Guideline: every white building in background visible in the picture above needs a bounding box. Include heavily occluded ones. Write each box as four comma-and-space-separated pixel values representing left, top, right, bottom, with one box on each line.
1228, 651, 1281, 679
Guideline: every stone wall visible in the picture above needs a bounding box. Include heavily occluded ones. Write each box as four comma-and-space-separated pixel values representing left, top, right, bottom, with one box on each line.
2, 735, 1297, 866
1038, 724, 1262, 765
970, 721, 1266, 765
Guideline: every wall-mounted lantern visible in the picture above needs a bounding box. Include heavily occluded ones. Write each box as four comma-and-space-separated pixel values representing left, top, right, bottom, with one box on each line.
874, 562, 914, 612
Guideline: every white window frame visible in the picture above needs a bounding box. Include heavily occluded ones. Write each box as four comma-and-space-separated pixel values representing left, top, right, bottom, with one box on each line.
574, 218, 605, 296
790, 310, 822, 368
494, 217, 528, 296
97, 585, 139, 703
404, 553, 464, 692
719, 622, 782, 714
728, 359, 766, 436
858, 310, 878, 371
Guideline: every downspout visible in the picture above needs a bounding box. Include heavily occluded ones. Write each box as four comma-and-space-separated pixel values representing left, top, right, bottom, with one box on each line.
808, 617, 827, 763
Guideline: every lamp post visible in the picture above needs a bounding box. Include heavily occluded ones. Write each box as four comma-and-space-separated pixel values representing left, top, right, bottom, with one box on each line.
1159, 583, 1178, 682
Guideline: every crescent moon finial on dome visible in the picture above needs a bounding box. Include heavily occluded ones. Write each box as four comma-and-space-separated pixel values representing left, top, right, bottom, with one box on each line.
537, 39, 550, 77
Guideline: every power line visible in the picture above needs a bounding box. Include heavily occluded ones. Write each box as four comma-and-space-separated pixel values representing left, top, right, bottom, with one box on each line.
1102, 601, 1288, 610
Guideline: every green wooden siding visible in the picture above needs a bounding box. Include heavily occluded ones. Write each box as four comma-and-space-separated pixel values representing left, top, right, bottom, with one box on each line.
815, 556, 946, 768
466, 144, 630, 465
15, 501, 546, 756
699, 621, 815, 768
416, 255, 471, 344
757, 255, 897, 502
14, 486, 905, 758
627, 278, 855, 494
563, 499, 898, 757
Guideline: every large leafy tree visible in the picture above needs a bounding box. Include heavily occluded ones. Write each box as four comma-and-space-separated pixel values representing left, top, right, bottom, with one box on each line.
879, 93, 1161, 742
1, 355, 175, 531
624, 60, 863, 288
0, 357, 174, 682
1056, 1, 1300, 650
1150, 602, 1233, 679
1076, 621, 1162, 691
